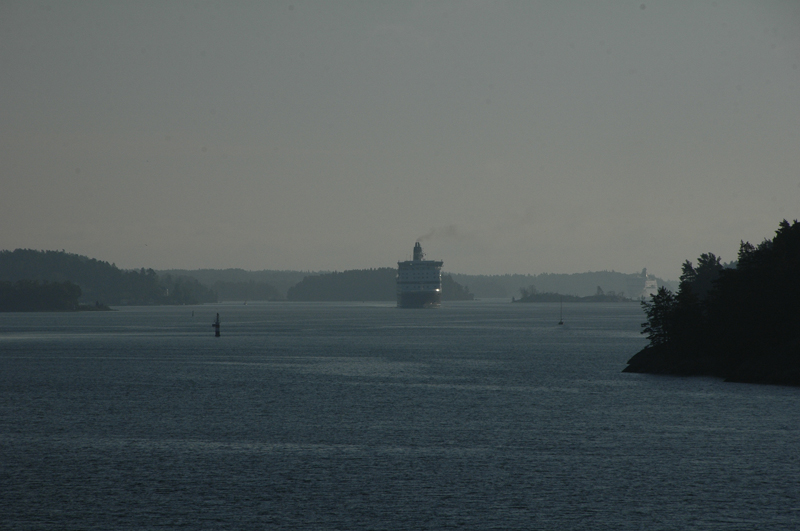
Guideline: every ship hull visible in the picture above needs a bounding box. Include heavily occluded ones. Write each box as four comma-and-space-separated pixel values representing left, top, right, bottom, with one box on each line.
397, 290, 441, 309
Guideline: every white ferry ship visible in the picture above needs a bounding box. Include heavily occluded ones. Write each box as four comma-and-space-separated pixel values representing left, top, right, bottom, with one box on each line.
397, 242, 443, 308
642, 277, 658, 299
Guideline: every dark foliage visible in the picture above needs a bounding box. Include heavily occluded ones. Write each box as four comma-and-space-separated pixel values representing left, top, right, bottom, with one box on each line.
640, 287, 677, 345
0, 280, 82, 311
288, 268, 397, 301
0, 249, 217, 305
441, 275, 475, 301
626, 220, 800, 385
159, 274, 218, 305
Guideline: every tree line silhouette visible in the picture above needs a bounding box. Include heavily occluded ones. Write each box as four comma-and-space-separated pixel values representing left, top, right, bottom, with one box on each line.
625, 220, 800, 386
0, 280, 83, 311
0, 250, 217, 306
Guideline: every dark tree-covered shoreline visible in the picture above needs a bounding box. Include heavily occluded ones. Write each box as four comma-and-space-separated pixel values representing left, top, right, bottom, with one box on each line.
0, 249, 217, 306
0, 280, 83, 312
624, 220, 800, 386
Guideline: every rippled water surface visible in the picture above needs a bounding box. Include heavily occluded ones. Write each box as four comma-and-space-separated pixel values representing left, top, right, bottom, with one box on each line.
2, 301, 799, 529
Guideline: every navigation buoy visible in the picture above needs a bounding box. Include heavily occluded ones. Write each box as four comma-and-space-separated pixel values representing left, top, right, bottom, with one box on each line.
212, 313, 220, 337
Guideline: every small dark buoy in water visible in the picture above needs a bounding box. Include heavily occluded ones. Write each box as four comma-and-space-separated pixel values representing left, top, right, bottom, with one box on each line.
558, 297, 564, 325
212, 313, 220, 337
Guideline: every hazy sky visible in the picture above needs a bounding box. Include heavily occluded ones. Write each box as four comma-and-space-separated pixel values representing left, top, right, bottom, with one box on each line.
2, 1, 799, 278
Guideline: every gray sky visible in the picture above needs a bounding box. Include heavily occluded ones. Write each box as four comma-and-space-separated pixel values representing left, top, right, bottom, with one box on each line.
2, 1, 799, 279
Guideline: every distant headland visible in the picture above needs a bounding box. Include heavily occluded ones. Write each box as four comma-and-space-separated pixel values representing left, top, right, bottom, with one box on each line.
0, 249, 217, 309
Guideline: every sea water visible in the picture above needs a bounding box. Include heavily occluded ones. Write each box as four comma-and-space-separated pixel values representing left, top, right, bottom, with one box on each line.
1, 301, 798, 530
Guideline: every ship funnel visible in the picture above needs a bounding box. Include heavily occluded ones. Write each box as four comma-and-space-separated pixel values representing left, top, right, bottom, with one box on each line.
413, 242, 424, 261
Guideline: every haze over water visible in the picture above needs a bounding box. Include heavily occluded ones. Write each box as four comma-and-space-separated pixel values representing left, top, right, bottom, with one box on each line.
3, 2, 800, 278
2, 302, 799, 529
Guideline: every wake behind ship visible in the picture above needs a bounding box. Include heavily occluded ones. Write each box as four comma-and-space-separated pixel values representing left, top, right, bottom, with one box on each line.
397, 242, 443, 308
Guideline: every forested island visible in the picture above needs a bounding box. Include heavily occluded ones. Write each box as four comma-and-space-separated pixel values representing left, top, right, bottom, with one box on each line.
513, 285, 633, 303
0, 250, 217, 306
0, 280, 113, 312
624, 220, 800, 386
0, 280, 81, 311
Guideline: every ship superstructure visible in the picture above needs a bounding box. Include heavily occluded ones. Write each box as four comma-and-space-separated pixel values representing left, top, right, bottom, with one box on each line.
397, 242, 443, 308
641, 269, 658, 299
642, 277, 658, 299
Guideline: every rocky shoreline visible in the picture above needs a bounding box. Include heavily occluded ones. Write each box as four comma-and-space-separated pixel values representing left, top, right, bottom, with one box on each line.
624, 344, 800, 387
